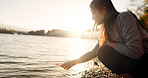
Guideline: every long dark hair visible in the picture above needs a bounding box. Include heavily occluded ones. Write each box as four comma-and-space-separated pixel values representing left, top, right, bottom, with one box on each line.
90, 0, 119, 46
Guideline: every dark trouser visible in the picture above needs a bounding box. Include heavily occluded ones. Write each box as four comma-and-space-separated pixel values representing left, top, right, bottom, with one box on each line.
97, 45, 148, 78
136, 53, 148, 78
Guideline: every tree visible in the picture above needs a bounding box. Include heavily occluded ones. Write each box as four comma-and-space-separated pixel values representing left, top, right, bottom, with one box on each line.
129, 0, 148, 32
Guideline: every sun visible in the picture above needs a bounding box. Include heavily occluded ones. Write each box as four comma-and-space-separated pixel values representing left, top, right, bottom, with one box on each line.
59, 7, 94, 31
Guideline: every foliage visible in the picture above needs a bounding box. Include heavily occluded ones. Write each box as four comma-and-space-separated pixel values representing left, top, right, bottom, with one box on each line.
28, 30, 45, 35
0, 27, 16, 34
129, 0, 148, 32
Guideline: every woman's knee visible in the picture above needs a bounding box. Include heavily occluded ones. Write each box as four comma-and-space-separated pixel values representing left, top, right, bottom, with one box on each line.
97, 45, 114, 59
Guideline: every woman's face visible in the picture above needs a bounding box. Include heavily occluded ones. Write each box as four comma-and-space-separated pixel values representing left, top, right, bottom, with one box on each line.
91, 8, 106, 25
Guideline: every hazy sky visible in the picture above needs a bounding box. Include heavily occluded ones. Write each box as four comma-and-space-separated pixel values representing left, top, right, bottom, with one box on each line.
0, 0, 130, 31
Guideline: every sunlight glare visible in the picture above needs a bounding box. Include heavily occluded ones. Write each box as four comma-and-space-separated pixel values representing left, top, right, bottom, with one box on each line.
59, 8, 93, 31
69, 38, 84, 59
67, 38, 95, 77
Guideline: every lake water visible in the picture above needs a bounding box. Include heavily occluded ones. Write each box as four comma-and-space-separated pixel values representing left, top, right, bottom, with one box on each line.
0, 33, 98, 78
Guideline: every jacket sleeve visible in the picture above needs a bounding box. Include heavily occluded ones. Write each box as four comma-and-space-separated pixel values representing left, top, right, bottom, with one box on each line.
92, 41, 99, 53
114, 12, 144, 59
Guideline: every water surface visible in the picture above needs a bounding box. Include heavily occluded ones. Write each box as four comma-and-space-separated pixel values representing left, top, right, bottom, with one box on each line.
0, 34, 97, 78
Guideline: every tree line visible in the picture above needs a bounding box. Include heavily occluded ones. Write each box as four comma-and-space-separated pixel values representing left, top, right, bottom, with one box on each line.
129, 0, 148, 32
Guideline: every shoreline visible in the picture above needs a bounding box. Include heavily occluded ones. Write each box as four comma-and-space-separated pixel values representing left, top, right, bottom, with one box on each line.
80, 59, 120, 78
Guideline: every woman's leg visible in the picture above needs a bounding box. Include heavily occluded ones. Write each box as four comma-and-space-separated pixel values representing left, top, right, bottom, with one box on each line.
97, 45, 138, 76
136, 53, 148, 78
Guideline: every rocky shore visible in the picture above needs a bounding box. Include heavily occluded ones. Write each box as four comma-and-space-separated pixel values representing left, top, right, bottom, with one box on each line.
80, 59, 120, 78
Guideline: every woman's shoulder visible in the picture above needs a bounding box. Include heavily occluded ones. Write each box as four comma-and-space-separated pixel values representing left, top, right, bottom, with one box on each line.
117, 12, 134, 20
116, 11, 137, 26
115, 11, 138, 30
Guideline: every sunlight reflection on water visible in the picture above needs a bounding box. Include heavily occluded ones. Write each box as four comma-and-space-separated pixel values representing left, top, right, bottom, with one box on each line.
66, 38, 97, 78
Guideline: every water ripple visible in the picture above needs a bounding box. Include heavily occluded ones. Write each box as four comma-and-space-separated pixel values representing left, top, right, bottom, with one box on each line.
5, 75, 43, 78
23, 69, 51, 72
0, 54, 30, 59
0, 61, 23, 64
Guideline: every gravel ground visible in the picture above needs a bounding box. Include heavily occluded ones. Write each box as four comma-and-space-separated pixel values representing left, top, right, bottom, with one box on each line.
81, 59, 120, 78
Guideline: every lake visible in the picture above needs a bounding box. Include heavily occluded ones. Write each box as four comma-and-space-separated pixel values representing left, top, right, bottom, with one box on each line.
0, 33, 98, 78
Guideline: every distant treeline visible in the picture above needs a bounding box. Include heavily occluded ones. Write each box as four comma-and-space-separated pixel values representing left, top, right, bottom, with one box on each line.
0, 27, 82, 37
0, 27, 16, 34
27, 29, 81, 37
28, 30, 45, 36
0, 27, 72, 37
0, 27, 93, 39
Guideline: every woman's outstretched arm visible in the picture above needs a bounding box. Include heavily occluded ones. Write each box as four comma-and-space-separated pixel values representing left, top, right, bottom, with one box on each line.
60, 43, 99, 70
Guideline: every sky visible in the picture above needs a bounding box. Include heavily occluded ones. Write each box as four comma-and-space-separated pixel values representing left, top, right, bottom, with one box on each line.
0, 0, 130, 31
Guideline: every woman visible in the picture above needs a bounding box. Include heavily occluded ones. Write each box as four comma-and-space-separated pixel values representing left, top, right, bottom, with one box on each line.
60, 0, 148, 77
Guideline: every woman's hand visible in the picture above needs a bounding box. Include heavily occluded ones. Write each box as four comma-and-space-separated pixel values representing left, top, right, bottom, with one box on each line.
60, 60, 77, 70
